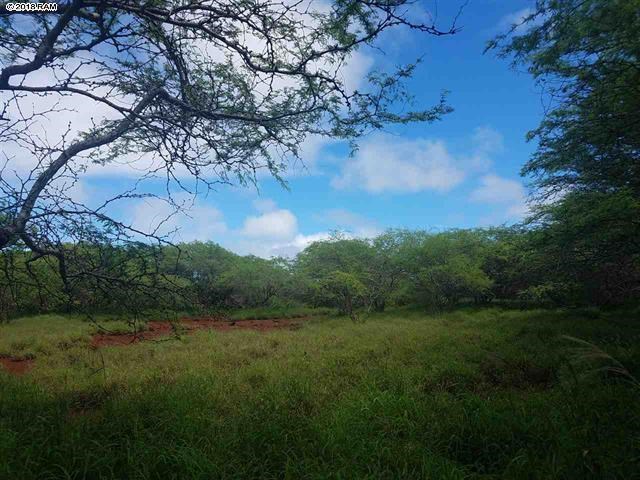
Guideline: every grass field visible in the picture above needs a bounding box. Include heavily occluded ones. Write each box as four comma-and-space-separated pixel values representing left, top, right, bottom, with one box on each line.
1, 307, 639, 479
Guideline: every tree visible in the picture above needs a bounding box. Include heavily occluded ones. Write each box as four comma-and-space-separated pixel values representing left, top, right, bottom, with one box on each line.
218, 255, 290, 308
368, 230, 407, 311
295, 234, 375, 317
164, 241, 238, 309
526, 190, 640, 305
400, 230, 493, 308
489, 0, 640, 306
488, 0, 640, 199
482, 226, 538, 302
318, 270, 366, 321
0, 0, 458, 302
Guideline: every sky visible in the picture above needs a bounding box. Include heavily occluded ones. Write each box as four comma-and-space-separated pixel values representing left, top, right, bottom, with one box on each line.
9, 1, 543, 258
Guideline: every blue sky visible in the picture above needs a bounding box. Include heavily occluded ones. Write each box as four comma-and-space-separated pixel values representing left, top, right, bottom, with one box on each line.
82, 1, 542, 257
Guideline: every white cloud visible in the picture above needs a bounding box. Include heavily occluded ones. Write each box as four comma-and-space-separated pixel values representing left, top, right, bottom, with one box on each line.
232, 206, 332, 258
252, 198, 278, 213
241, 209, 298, 240
470, 174, 529, 221
472, 125, 504, 155
127, 195, 330, 258
231, 201, 379, 258
470, 174, 524, 204
230, 232, 329, 258
287, 232, 331, 249
331, 134, 465, 193
236, 201, 382, 258
341, 51, 376, 94
319, 208, 381, 238
263, 232, 329, 257
497, 8, 536, 33
331, 126, 506, 195
467, 126, 504, 171
131, 196, 228, 242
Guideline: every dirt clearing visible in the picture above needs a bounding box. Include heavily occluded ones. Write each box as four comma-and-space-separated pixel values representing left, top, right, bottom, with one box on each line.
0, 356, 35, 376
91, 317, 305, 348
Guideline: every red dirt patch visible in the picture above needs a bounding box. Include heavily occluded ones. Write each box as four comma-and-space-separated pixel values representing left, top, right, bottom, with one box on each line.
91, 321, 175, 347
0, 356, 35, 376
91, 317, 304, 348
184, 317, 304, 332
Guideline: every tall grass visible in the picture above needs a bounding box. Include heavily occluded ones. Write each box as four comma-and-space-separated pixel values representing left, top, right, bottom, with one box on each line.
563, 334, 640, 389
1, 307, 639, 479
227, 306, 334, 320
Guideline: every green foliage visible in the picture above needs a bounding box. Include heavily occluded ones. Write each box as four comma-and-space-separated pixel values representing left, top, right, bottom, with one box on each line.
489, 0, 640, 197
218, 256, 291, 308
527, 190, 640, 305
163, 241, 237, 309
295, 235, 375, 313
488, 0, 640, 306
368, 230, 409, 310
517, 282, 575, 307
0, 247, 67, 318
397, 230, 494, 308
294, 230, 496, 314
318, 270, 367, 319
4, 218, 638, 318
416, 256, 492, 307
228, 306, 333, 321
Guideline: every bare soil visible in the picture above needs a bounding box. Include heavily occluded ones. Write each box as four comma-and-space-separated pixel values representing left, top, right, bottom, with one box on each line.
91, 317, 305, 348
0, 356, 35, 376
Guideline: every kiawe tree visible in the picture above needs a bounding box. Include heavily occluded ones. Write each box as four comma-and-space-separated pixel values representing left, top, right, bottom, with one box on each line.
488, 0, 640, 200
489, 0, 640, 305
218, 255, 290, 308
295, 235, 374, 316
0, 0, 458, 306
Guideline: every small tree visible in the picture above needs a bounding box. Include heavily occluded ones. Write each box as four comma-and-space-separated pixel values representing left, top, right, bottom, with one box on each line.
218, 256, 289, 308
164, 241, 238, 309
399, 230, 493, 309
295, 234, 374, 316
318, 270, 366, 321
368, 230, 408, 311
415, 255, 492, 308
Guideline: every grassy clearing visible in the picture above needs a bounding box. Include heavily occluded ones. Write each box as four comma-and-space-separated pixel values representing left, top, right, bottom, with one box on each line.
1, 307, 639, 479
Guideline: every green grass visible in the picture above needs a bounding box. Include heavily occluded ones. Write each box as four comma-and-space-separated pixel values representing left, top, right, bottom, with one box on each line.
227, 305, 334, 320
1, 307, 639, 479
0, 314, 91, 359
0, 314, 152, 358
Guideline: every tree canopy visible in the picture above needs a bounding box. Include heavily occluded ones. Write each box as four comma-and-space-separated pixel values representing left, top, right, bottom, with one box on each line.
488, 0, 640, 306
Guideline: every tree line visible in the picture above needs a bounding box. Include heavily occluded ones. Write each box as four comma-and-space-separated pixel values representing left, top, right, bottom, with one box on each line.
2, 205, 638, 321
